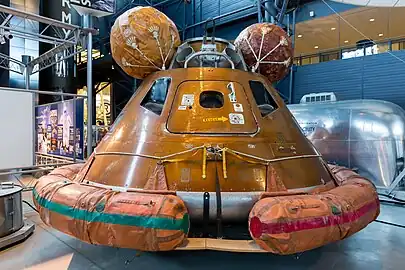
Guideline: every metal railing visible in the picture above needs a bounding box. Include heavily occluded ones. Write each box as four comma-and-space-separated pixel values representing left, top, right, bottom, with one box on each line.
294, 38, 405, 66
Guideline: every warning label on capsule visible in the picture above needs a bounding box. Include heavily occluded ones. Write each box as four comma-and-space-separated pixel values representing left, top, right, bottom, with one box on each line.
203, 116, 228, 123
229, 113, 245, 125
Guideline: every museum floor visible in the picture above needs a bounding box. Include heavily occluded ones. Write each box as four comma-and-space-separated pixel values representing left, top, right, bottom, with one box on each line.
1, 177, 405, 270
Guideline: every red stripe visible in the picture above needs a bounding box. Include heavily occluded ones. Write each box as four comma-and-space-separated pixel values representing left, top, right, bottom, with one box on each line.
250, 200, 379, 238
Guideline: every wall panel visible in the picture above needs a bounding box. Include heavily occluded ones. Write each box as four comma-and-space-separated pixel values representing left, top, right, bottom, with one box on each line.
290, 51, 405, 108
0, 91, 33, 169
162, 0, 256, 39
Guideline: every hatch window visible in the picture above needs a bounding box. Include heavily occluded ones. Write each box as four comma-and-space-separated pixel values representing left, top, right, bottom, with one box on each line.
199, 91, 224, 108
249, 81, 278, 117
141, 77, 171, 115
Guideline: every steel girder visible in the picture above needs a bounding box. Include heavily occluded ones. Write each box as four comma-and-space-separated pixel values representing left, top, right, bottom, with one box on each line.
0, 4, 97, 75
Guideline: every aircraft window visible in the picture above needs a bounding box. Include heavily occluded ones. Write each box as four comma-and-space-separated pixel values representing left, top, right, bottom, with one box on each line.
141, 77, 171, 115
200, 91, 224, 108
249, 81, 278, 117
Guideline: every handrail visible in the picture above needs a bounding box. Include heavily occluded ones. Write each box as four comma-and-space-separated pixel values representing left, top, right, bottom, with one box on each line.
295, 37, 405, 65
184, 51, 235, 69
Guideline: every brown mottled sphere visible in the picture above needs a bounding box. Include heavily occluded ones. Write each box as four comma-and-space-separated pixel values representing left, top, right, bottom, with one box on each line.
110, 6, 181, 79
234, 23, 293, 83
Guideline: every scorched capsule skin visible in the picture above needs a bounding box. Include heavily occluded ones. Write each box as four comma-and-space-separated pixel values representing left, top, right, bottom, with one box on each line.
33, 6, 379, 254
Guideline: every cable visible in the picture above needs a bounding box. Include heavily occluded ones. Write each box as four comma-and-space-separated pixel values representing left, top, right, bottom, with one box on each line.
375, 219, 405, 229
378, 193, 405, 203
379, 199, 405, 206
213, 147, 223, 239
23, 200, 38, 213
320, 0, 405, 65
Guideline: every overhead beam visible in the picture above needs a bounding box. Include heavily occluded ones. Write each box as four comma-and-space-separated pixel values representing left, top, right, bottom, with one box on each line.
0, 52, 24, 74
27, 38, 86, 74
152, 0, 179, 7
0, 5, 96, 34
0, 14, 11, 26
260, 2, 292, 32
0, 25, 76, 45
0, 4, 98, 76
257, 0, 263, 23
277, 0, 290, 25
185, 4, 256, 30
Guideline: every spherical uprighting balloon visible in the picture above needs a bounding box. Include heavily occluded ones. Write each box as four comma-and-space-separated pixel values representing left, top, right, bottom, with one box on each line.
234, 23, 293, 83
110, 6, 181, 79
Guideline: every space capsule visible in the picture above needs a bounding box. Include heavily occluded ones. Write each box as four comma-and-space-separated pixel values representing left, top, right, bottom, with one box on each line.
33, 7, 379, 255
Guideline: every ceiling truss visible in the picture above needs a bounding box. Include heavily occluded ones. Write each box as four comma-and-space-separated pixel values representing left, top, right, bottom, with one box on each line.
0, 4, 97, 75
0, 52, 24, 74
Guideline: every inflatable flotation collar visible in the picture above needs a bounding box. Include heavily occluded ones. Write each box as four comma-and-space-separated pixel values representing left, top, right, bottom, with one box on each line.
33, 164, 379, 253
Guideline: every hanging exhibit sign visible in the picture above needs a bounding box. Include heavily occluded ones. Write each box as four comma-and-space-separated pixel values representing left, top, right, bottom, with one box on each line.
71, 0, 116, 17
35, 99, 85, 160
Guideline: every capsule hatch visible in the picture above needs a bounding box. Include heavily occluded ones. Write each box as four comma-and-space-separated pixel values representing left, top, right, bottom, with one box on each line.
167, 81, 258, 134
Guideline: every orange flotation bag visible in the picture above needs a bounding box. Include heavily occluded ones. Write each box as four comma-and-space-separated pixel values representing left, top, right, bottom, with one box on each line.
249, 166, 380, 255
33, 165, 189, 251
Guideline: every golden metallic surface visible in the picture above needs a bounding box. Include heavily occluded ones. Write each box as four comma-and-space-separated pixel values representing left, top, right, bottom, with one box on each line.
84, 67, 334, 192
167, 81, 257, 134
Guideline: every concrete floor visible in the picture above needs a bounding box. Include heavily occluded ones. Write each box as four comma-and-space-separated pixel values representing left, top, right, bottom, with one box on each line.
1, 176, 405, 270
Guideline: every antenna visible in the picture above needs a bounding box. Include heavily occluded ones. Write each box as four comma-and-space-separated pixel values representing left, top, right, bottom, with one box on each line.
202, 18, 216, 45
202, 19, 209, 45
211, 19, 216, 45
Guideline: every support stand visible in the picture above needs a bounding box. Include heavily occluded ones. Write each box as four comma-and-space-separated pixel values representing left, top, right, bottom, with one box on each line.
0, 220, 35, 250
83, 14, 93, 158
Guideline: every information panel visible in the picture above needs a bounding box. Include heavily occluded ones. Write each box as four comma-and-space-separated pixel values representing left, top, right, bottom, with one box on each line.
35, 99, 85, 160
0, 91, 33, 170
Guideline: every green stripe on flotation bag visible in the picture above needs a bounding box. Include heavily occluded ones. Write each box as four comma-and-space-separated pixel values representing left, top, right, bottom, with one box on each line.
33, 189, 189, 233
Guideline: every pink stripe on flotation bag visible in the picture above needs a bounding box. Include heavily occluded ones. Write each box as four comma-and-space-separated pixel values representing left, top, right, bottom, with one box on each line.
250, 199, 379, 238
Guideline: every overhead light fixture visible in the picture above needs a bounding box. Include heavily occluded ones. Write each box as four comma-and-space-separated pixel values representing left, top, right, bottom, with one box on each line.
344, 40, 349, 43
379, 33, 384, 37
297, 34, 303, 38
331, 27, 336, 31
314, 46, 319, 49
369, 18, 375, 22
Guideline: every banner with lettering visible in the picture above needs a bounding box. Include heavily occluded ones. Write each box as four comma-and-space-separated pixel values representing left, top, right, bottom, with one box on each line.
71, 0, 116, 17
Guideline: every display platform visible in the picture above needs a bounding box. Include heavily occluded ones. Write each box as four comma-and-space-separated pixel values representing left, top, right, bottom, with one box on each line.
0, 220, 35, 250
176, 238, 267, 253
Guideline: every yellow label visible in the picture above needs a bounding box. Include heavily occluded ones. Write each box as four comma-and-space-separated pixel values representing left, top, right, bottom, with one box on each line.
203, 116, 228, 123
